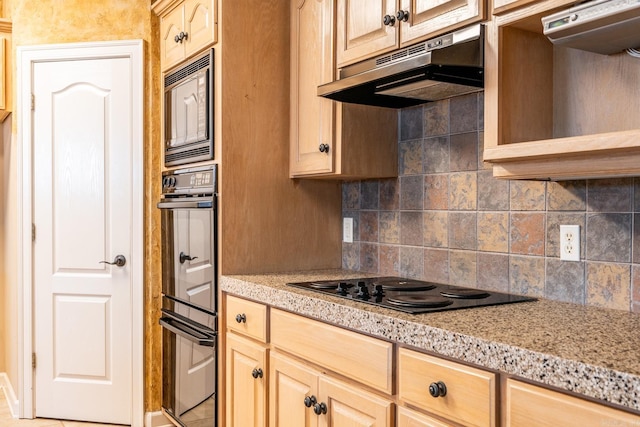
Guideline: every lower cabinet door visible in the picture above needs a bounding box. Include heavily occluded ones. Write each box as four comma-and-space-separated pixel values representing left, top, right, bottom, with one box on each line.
226, 333, 267, 427
397, 406, 456, 427
269, 351, 319, 427
318, 376, 394, 427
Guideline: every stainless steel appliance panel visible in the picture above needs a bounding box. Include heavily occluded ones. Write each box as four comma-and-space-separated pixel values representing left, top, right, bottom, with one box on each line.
161, 205, 216, 314
158, 165, 218, 427
161, 299, 216, 427
164, 50, 214, 166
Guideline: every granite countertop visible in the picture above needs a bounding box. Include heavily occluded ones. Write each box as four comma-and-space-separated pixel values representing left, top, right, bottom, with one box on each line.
221, 269, 640, 413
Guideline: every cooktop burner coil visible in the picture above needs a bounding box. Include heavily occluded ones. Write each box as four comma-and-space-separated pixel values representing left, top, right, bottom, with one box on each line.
386, 295, 453, 308
373, 279, 437, 292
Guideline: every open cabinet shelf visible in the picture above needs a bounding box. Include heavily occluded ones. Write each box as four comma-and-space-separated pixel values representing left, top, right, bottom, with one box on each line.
483, 0, 640, 180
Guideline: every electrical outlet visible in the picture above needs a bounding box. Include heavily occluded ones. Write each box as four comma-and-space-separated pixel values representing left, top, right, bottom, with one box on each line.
343, 218, 353, 243
560, 225, 580, 261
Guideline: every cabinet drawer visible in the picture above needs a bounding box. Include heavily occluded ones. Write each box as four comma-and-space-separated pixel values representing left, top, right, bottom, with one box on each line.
225, 295, 267, 343
398, 348, 496, 427
505, 379, 640, 426
270, 309, 393, 394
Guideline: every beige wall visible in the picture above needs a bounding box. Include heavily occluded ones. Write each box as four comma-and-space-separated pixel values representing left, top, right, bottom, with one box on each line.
2, 0, 162, 412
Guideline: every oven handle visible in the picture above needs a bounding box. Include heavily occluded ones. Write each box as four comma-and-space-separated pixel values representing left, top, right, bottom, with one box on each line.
157, 199, 213, 209
159, 316, 215, 347
161, 307, 216, 336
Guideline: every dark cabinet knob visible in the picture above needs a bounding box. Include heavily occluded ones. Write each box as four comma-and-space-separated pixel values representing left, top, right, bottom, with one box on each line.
313, 402, 327, 415
319, 143, 330, 153
429, 381, 447, 398
383, 14, 396, 26
179, 252, 198, 264
235, 313, 246, 323
251, 368, 263, 379
174, 31, 189, 43
100, 255, 126, 267
303, 395, 317, 408
397, 10, 410, 22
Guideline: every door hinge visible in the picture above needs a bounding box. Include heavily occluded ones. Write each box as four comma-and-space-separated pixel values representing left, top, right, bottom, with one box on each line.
32, 353, 36, 369
31, 93, 35, 111
32, 223, 36, 242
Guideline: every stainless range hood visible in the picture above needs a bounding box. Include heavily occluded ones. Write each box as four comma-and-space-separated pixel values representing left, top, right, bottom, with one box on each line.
318, 24, 484, 108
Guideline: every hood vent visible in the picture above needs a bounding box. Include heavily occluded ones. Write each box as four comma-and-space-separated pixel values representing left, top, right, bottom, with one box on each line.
318, 24, 484, 108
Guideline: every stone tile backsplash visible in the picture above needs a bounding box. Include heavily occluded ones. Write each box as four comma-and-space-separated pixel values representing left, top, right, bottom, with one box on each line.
342, 93, 640, 312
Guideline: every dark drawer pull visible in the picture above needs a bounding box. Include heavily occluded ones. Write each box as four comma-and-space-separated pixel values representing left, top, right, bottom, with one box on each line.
429, 381, 447, 398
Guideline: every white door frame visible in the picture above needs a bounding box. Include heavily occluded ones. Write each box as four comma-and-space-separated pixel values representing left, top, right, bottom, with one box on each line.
17, 40, 144, 426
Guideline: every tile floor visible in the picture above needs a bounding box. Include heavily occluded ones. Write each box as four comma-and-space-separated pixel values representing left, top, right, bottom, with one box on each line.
0, 389, 117, 427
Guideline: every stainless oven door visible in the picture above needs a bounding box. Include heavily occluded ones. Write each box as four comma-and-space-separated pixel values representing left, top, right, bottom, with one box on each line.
161, 299, 216, 427
159, 196, 217, 314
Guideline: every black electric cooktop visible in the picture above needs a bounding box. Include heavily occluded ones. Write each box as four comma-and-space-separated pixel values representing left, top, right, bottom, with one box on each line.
287, 277, 536, 314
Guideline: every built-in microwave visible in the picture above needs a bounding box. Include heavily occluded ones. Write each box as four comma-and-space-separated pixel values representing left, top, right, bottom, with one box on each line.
164, 49, 214, 167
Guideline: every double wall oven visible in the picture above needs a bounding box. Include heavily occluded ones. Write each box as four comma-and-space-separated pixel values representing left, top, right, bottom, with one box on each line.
158, 165, 218, 427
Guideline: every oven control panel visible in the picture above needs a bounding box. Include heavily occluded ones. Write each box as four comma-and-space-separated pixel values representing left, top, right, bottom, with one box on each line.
162, 165, 217, 195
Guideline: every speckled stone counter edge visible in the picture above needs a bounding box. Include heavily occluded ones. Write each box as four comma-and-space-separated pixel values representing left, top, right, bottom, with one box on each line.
221, 275, 640, 412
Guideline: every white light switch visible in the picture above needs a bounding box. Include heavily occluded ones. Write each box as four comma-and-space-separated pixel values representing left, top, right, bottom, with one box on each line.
343, 218, 353, 243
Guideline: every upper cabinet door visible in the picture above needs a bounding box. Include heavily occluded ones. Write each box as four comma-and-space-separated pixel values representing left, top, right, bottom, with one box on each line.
336, 0, 398, 67
290, 0, 336, 177
157, 0, 217, 71
399, 0, 483, 45
160, 5, 185, 71
184, 0, 218, 58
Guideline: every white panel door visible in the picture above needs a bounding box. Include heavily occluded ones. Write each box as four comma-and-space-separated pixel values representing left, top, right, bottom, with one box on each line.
32, 56, 133, 424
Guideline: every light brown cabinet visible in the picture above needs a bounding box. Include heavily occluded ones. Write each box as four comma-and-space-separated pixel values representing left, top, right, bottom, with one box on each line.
225, 294, 268, 342
156, 0, 218, 71
505, 379, 640, 426
223, 293, 640, 427
397, 406, 456, 427
225, 333, 268, 427
0, 19, 12, 122
483, 0, 640, 180
491, 0, 538, 15
336, 0, 484, 67
290, 0, 398, 179
224, 295, 269, 427
398, 348, 497, 427
269, 351, 394, 427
